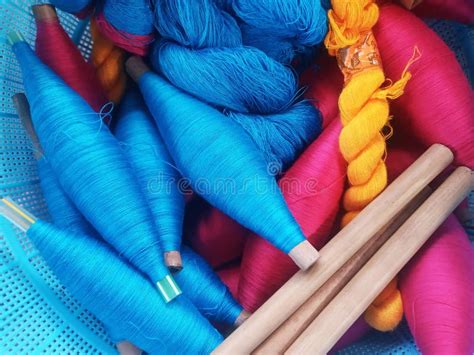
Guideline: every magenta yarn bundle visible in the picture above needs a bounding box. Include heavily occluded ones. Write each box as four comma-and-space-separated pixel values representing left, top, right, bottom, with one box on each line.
400, 215, 474, 354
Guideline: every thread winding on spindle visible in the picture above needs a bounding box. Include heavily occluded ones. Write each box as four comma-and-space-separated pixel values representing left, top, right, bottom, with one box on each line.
25, 219, 223, 353
238, 118, 346, 311
178, 246, 249, 326
33, 5, 108, 113
10, 35, 179, 301
13, 95, 247, 328
384, 146, 474, 354
94, 0, 155, 55
152, 0, 323, 169
127, 56, 319, 271
114, 88, 185, 270
375, 4, 474, 170
400, 215, 474, 354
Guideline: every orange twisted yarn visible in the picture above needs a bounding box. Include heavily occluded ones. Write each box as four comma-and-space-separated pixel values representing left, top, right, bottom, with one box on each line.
325, 0, 414, 331
90, 19, 126, 103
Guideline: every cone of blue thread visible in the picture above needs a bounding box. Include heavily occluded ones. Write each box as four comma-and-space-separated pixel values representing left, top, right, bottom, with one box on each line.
0, 198, 223, 354
13, 92, 248, 327
8, 32, 180, 302
114, 88, 185, 271
126, 56, 320, 271
12, 93, 97, 236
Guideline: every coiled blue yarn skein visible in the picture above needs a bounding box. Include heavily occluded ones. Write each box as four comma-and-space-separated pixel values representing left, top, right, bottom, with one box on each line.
232, 0, 327, 64
49, 0, 94, 15
114, 88, 185, 270
102, 0, 154, 36
127, 57, 319, 269
9, 35, 178, 299
152, 0, 322, 170
25, 219, 223, 353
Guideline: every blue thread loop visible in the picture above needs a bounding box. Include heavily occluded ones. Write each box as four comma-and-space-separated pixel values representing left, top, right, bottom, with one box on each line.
151, 0, 322, 170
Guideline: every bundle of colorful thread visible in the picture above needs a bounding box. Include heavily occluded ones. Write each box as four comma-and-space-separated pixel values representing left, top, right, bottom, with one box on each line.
2, 0, 473, 353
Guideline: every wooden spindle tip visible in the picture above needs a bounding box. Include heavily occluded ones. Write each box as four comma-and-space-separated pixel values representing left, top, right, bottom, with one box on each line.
32, 4, 58, 21
116, 341, 142, 355
164, 251, 183, 273
234, 310, 251, 327
126, 56, 150, 83
12, 93, 27, 106
457, 166, 474, 188
429, 143, 454, 162
288, 240, 319, 271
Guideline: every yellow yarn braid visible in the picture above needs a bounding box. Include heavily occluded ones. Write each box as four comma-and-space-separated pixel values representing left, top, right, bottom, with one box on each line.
90, 19, 127, 103
325, 0, 412, 331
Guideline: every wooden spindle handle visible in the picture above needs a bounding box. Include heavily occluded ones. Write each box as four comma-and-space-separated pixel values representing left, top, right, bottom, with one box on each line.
255, 187, 431, 353
287, 167, 473, 354
213, 144, 453, 354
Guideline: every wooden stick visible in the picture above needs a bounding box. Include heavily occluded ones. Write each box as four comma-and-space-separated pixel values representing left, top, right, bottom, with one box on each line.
213, 144, 453, 354
32, 4, 58, 22
287, 166, 473, 354
255, 187, 431, 354
12, 93, 43, 160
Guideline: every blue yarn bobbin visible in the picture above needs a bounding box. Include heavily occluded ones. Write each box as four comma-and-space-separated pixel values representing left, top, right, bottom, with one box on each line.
0, 197, 223, 354
9, 33, 179, 302
114, 88, 185, 270
13, 92, 245, 327
127, 57, 319, 270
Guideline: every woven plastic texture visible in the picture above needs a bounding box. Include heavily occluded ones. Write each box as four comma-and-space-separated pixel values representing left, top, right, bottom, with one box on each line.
0, 2, 472, 354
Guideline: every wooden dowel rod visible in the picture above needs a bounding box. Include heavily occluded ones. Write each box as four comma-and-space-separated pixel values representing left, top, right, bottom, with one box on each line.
32, 4, 58, 22
213, 144, 453, 354
255, 187, 431, 354
287, 167, 473, 354
12, 93, 43, 159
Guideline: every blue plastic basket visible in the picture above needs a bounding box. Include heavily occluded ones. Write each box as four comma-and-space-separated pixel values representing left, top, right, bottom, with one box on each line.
0, 1, 472, 353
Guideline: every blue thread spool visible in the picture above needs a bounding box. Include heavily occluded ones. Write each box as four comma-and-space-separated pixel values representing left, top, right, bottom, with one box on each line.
13, 93, 247, 328
8, 33, 179, 302
0, 198, 223, 354
127, 57, 320, 271
114, 88, 185, 270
